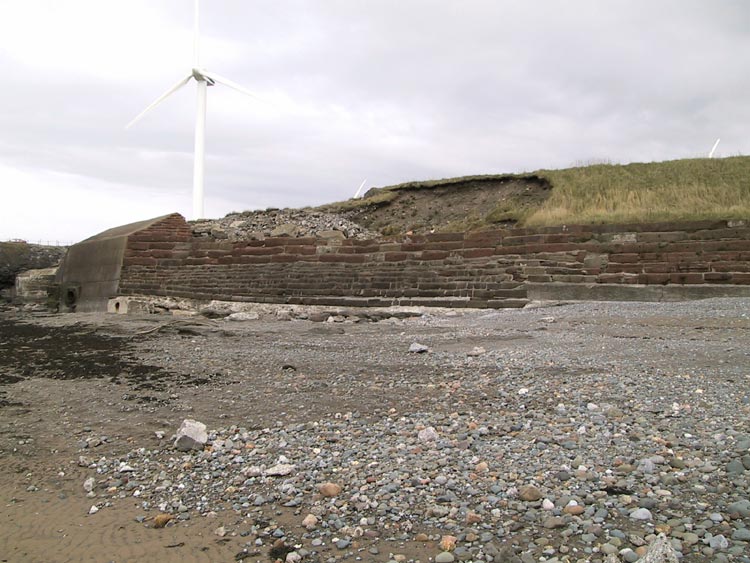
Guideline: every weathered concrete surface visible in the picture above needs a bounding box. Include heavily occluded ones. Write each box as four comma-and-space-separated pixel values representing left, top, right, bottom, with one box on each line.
57, 236, 128, 313
14, 267, 58, 302
56, 214, 184, 313
526, 282, 750, 302
0, 242, 65, 289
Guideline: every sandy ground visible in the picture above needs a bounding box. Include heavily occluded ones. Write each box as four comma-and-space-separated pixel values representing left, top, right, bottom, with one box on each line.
0, 299, 748, 563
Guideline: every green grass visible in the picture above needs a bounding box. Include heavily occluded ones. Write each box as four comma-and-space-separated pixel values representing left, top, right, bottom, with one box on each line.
526, 156, 750, 226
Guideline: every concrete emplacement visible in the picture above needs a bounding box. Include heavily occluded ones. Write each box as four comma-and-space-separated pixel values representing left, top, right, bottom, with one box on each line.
55, 214, 178, 313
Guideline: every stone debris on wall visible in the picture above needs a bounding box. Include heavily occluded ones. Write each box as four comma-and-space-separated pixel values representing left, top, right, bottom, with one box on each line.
190, 208, 379, 241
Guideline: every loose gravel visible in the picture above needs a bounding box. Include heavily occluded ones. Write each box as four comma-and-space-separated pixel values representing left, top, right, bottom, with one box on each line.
67, 298, 750, 563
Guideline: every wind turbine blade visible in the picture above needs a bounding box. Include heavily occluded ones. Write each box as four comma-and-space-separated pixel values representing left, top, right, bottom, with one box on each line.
193, 0, 200, 67
354, 178, 368, 199
202, 71, 264, 101
709, 138, 721, 158
125, 74, 193, 129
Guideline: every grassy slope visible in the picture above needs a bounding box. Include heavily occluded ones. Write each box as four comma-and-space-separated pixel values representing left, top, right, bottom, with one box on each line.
528, 156, 750, 226
322, 156, 750, 228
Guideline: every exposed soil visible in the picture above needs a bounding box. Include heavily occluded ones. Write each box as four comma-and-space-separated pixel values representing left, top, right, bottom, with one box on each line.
190, 176, 552, 243
339, 177, 552, 235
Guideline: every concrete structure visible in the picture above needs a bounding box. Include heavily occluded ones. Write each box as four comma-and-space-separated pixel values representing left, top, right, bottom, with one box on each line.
55, 214, 190, 312
15, 267, 58, 303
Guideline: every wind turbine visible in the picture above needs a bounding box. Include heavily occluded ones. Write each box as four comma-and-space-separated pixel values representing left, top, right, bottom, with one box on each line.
708, 138, 721, 159
126, 0, 258, 219
353, 178, 368, 199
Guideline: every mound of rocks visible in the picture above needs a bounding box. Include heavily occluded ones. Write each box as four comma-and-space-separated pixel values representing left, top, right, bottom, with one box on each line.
191, 208, 379, 241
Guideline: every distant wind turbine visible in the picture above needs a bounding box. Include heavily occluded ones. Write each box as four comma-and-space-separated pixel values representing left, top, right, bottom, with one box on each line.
353, 178, 368, 199
126, 0, 259, 219
709, 138, 721, 158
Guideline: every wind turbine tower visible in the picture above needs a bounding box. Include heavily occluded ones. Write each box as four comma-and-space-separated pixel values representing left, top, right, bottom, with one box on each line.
127, 0, 258, 219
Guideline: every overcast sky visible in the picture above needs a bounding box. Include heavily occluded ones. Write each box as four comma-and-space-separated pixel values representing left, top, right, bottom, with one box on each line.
1, 1, 748, 243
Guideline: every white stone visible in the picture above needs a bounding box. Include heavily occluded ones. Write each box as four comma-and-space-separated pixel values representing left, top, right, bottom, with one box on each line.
408, 343, 429, 353
639, 533, 679, 563
227, 311, 260, 322
418, 426, 439, 442
83, 477, 95, 493
174, 419, 208, 451
265, 463, 295, 476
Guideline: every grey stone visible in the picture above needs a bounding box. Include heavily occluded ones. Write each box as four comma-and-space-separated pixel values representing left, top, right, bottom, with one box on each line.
629, 508, 653, 520
335, 538, 350, 549
727, 459, 746, 474
709, 534, 729, 550
271, 223, 299, 237
543, 516, 567, 529
728, 499, 750, 518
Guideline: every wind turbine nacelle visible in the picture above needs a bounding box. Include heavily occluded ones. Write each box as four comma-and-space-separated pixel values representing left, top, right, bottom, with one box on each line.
192, 68, 215, 85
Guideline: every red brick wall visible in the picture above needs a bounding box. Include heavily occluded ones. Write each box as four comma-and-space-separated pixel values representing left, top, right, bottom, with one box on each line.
118, 215, 750, 307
